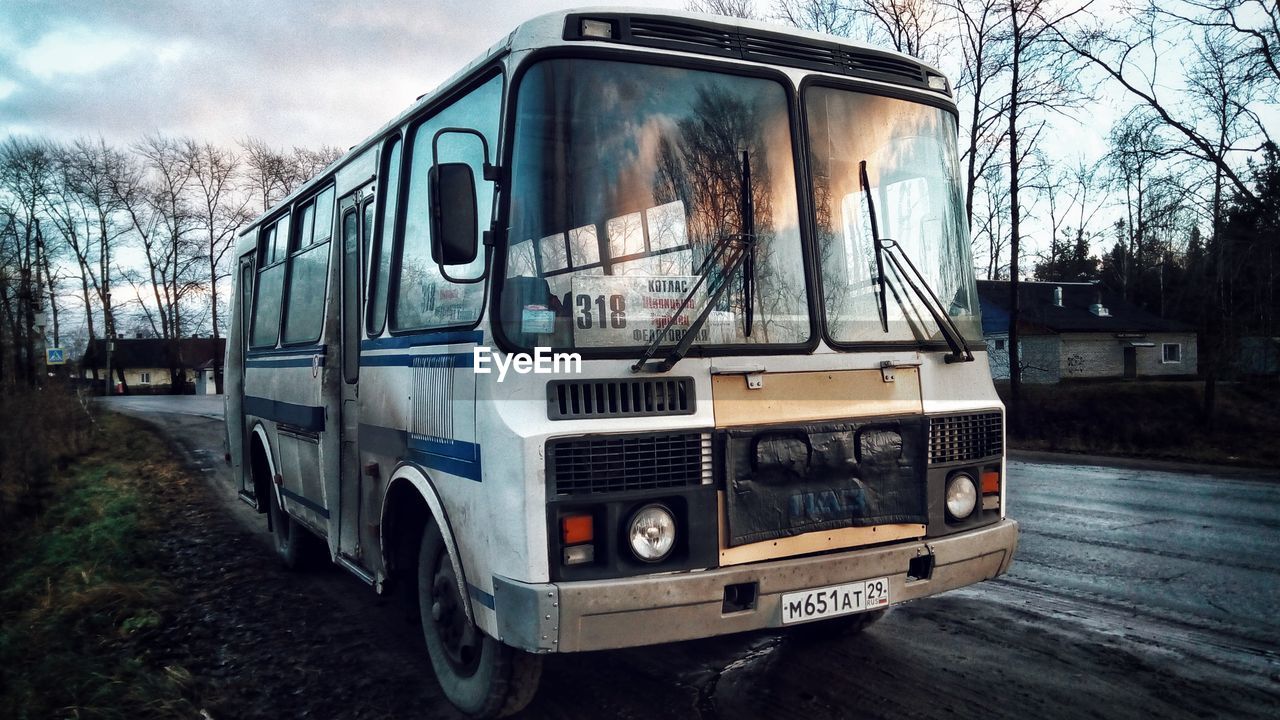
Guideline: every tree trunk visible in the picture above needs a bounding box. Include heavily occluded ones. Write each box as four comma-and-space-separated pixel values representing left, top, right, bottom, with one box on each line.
1007, 0, 1023, 431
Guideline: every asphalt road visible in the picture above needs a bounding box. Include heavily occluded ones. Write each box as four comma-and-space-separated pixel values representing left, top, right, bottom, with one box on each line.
104, 395, 1280, 719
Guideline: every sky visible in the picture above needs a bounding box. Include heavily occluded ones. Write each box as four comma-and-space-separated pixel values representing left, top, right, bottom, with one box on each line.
0, 1, 688, 150
1, 0, 1270, 278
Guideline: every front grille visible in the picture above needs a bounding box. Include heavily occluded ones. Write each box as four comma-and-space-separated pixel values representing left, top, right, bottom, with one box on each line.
548, 377, 695, 420
928, 412, 1003, 464
548, 432, 712, 495
565, 14, 934, 92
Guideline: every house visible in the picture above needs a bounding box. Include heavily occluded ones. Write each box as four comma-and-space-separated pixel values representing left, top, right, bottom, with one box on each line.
80, 337, 226, 394
977, 280, 1198, 384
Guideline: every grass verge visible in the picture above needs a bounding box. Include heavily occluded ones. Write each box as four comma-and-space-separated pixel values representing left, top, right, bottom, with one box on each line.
0, 413, 201, 719
1001, 379, 1280, 468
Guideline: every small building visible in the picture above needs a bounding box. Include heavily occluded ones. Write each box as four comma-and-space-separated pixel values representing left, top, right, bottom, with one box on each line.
80, 337, 226, 394
977, 281, 1198, 384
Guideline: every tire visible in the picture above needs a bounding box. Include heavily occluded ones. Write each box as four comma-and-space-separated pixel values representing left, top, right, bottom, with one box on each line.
787, 608, 888, 642
267, 486, 321, 570
417, 525, 542, 718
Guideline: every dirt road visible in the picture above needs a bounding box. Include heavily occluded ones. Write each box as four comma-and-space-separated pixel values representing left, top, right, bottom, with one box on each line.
106, 396, 1280, 719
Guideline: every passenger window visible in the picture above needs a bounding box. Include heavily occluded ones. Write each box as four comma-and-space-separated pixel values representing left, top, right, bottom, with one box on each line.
250, 215, 290, 348
282, 186, 335, 345
392, 74, 501, 332
367, 137, 403, 336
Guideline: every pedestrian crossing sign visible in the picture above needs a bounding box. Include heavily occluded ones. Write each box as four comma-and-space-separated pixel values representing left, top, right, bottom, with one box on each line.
46, 348, 65, 365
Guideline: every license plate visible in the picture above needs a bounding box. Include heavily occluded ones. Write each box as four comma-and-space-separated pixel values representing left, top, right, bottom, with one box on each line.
780, 577, 890, 625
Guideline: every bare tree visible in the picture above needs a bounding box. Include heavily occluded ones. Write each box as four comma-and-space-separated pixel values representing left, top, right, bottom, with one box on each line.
114, 135, 207, 391
950, 0, 1011, 229
685, 0, 761, 19
1055, 4, 1271, 209
1149, 0, 1278, 91
1004, 0, 1091, 425
856, 0, 947, 60
186, 140, 251, 344
772, 0, 860, 37
0, 137, 57, 385
972, 162, 1012, 279
240, 137, 342, 215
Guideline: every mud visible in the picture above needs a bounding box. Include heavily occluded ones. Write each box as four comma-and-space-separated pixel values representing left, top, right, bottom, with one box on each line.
111, 397, 1280, 720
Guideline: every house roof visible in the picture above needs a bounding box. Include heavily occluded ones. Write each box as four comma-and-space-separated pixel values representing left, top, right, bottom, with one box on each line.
82, 337, 226, 370
976, 281, 1193, 335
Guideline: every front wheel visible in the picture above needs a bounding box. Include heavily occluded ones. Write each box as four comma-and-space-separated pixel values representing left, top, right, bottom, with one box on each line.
417, 526, 542, 718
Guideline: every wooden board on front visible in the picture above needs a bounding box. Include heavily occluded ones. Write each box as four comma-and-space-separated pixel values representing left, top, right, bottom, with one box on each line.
711, 368, 923, 428
718, 492, 926, 566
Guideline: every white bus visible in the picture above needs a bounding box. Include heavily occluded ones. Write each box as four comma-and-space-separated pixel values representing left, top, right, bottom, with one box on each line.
226, 8, 1018, 718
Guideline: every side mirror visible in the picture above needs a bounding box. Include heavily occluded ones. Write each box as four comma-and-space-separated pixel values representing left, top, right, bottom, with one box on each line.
429, 162, 478, 266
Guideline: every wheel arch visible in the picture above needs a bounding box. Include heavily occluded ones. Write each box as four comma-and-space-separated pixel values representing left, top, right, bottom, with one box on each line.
380, 464, 474, 624
248, 422, 279, 515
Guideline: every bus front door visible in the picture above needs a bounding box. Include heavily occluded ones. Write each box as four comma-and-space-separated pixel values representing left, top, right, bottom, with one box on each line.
336, 189, 372, 569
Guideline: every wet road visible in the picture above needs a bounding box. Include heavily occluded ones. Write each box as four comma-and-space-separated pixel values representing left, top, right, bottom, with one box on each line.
104, 395, 1280, 719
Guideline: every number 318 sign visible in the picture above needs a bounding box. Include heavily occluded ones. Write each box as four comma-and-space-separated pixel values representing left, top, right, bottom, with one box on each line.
570, 275, 705, 347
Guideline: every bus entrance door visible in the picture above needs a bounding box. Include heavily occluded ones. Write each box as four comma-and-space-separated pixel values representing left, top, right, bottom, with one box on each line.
336, 190, 372, 569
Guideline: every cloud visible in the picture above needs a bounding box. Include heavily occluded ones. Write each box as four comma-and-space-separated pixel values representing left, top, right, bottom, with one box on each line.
16, 25, 144, 80
0, 1, 681, 150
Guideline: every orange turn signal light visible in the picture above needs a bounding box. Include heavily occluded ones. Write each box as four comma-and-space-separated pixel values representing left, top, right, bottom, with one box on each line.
981, 470, 1001, 495
561, 513, 594, 545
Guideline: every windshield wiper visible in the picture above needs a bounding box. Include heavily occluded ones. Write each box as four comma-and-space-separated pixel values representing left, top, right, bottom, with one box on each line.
860, 161, 890, 334
631, 150, 756, 373
859, 160, 974, 364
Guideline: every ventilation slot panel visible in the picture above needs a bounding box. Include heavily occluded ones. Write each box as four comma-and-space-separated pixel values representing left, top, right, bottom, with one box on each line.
564, 13, 939, 93
928, 412, 1003, 465
549, 432, 713, 496
548, 377, 696, 420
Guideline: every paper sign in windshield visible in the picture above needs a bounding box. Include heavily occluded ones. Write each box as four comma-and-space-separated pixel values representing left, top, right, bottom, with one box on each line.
570, 275, 731, 348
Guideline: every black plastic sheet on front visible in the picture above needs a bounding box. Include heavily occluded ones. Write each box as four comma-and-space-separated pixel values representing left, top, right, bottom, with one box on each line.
722, 418, 927, 547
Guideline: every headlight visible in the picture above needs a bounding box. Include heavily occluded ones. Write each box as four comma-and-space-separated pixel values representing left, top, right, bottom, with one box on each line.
627, 504, 676, 562
945, 473, 978, 520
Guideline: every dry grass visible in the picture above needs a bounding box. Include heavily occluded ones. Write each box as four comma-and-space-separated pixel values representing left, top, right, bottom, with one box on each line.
0, 381, 96, 524
1002, 379, 1280, 467
0, 413, 200, 720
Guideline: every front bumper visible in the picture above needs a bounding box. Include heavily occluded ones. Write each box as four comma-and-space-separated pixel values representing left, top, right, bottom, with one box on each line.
494, 518, 1019, 653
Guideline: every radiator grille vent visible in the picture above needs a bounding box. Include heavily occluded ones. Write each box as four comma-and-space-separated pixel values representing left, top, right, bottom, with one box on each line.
568, 14, 932, 91
548, 377, 695, 420
928, 412, 1003, 464
548, 432, 712, 495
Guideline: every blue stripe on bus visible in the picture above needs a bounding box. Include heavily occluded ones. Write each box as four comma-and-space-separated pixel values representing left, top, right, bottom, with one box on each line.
468, 583, 496, 610
279, 486, 330, 518
360, 331, 483, 351
407, 434, 482, 482
360, 352, 475, 368
244, 396, 325, 432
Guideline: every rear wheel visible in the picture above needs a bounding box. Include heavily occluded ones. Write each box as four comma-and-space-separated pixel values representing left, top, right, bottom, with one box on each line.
417, 525, 542, 718
267, 487, 321, 570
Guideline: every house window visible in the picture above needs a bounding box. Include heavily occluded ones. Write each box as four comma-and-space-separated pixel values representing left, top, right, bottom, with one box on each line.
1162, 343, 1182, 363
993, 339, 1006, 351
139, 371, 152, 384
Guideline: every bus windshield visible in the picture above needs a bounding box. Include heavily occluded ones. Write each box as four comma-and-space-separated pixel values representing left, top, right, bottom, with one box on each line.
805, 85, 981, 345
501, 59, 811, 353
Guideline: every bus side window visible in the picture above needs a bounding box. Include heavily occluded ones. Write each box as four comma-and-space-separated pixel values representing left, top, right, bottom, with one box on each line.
282, 185, 335, 345
367, 136, 403, 336
391, 74, 501, 332
250, 214, 291, 348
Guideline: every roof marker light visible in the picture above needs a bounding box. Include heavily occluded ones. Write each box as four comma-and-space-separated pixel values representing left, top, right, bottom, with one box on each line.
581, 19, 615, 39
927, 75, 948, 92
